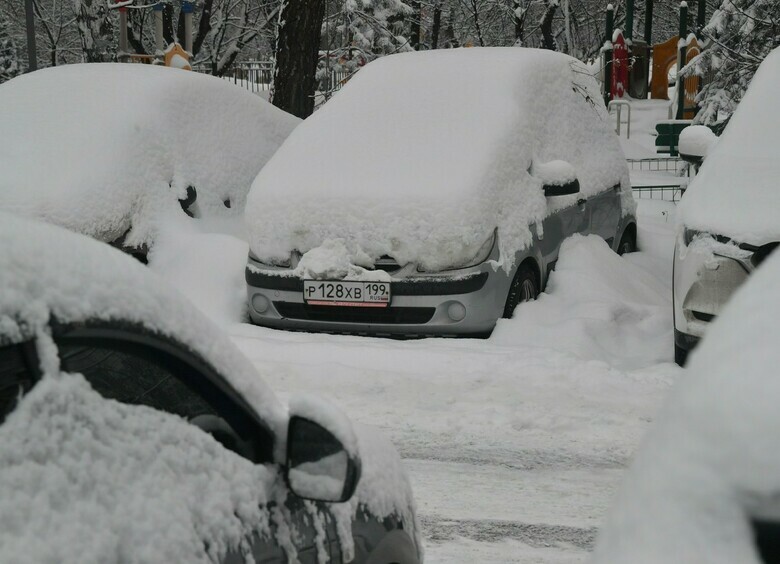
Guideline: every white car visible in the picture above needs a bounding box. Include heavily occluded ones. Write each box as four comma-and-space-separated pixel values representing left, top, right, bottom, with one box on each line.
0, 64, 299, 260
673, 48, 780, 365
594, 249, 780, 563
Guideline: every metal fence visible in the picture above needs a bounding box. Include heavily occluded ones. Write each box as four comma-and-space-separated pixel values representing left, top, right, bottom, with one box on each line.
193, 61, 354, 97
627, 157, 687, 174
628, 157, 689, 202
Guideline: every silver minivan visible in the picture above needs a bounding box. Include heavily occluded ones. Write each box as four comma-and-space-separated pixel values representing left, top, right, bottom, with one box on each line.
245, 48, 637, 337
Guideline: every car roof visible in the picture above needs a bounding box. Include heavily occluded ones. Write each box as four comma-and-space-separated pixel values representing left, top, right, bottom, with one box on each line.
0, 213, 287, 452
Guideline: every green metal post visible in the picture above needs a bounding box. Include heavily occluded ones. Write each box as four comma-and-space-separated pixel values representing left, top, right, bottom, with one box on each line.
677, 1, 688, 119
644, 0, 653, 44
697, 0, 707, 35
625, 0, 634, 42
604, 4, 614, 106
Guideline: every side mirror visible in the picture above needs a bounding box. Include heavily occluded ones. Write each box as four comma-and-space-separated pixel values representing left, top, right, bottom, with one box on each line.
285, 396, 361, 503
533, 160, 581, 197
679, 125, 718, 166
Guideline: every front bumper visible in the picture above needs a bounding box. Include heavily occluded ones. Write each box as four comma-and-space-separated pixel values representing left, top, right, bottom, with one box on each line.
245, 259, 512, 337
672, 231, 754, 345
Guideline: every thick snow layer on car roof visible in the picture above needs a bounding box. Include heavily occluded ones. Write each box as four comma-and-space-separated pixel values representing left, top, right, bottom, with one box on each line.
678, 47, 780, 245
0, 64, 299, 247
0, 214, 287, 445
0, 373, 282, 564
593, 251, 780, 563
247, 48, 631, 272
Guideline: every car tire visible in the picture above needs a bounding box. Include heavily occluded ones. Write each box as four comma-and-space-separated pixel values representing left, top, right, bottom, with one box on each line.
617, 228, 637, 255
502, 262, 539, 319
674, 343, 689, 367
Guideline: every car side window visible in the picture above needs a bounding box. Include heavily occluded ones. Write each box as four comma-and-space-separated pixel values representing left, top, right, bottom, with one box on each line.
0, 342, 37, 425
58, 344, 215, 420
56, 336, 271, 463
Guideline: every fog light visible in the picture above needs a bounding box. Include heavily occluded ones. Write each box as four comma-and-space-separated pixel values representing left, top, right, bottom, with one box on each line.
252, 294, 270, 314
447, 302, 466, 321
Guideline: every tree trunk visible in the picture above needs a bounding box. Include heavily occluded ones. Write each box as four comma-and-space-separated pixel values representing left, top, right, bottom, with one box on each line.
513, 1, 525, 45
271, 0, 326, 119
431, 2, 442, 49
540, 1, 558, 50
409, 0, 421, 50
163, 3, 175, 45
192, 0, 214, 56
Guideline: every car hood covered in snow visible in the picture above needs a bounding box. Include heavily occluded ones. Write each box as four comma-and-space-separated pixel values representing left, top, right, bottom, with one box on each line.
0, 64, 299, 247
678, 47, 780, 246
593, 251, 780, 563
246, 48, 631, 273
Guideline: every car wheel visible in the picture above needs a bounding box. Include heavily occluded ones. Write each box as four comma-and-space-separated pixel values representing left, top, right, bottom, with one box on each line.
617, 229, 636, 255
674, 344, 688, 367
502, 263, 539, 319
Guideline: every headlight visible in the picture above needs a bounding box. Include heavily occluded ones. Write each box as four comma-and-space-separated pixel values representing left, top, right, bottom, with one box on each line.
683, 228, 731, 247
249, 250, 291, 268
418, 230, 496, 272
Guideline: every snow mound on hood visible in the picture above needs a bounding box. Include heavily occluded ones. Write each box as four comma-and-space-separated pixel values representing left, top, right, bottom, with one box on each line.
492, 234, 672, 369
0, 373, 276, 564
593, 250, 780, 563
0, 64, 299, 247
247, 48, 631, 273
678, 47, 780, 245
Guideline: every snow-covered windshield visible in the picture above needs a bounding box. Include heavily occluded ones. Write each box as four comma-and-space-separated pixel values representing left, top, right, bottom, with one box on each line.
246, 48, 630, 273
678, 48, 780, 245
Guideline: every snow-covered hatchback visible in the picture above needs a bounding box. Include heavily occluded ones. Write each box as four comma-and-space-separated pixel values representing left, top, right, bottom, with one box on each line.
245, 48, 636, 336
0, 215, 421, 563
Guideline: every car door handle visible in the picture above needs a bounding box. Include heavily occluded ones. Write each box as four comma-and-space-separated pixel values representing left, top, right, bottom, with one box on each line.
577, 198, 587, 207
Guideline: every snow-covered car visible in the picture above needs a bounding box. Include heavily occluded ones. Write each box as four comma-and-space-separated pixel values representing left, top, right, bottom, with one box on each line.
673, 48, 780, 366
592, 250, 780, 564
0, 64, 299, 260
0, 214, 421, 563
244, 48, 636, 336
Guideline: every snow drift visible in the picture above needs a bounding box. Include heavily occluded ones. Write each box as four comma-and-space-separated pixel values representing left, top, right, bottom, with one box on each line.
492, 234, 672, 369
0, 64, 299, 247
677, 47, 780, 245
593, 251, 780, 563
247, 48, 631, 272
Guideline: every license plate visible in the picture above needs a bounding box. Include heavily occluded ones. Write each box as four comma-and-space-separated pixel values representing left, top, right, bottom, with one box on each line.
303, 280, 391, 307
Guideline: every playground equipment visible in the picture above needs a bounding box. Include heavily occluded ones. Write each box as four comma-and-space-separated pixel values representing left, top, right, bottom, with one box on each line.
111, 0, 194, 68
601, 0, 708, 154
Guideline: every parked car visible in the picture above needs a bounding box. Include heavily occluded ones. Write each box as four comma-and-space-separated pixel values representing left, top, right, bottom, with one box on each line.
244, 48, 636, 337
0, 64, 299, 260
593, 250, 780, 564
0, 214, 421, 563
673, 48, 780, 366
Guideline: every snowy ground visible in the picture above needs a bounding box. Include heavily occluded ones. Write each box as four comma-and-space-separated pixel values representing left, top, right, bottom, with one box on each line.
150, 197, 681, 563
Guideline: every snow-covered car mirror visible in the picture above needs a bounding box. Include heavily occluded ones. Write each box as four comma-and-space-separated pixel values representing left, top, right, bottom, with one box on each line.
533, 160, 581, 197
679, 125, 718, 166
285, 396, 361, 503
